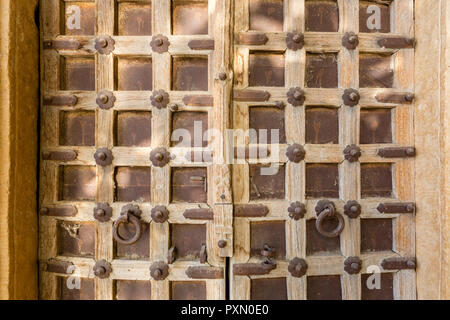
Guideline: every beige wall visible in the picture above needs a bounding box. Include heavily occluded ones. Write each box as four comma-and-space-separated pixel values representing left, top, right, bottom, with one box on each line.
0, 0, 39, 300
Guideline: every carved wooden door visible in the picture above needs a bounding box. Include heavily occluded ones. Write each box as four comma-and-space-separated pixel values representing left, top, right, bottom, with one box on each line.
39, 0, 416, 300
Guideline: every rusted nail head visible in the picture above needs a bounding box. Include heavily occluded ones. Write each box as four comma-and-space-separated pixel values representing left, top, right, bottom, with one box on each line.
293, 34, 302, 43
153, 268, 162, 277
98, 38, 108, 48
96, 208, 106, 217
293, 91, 303, 100
407, 260, 416, 268
405, 93, 414, 102
350, 205, 359, 213
154, 211, 163, 219
406, 148, 415, 156
351, 262, 359, 270
155, 153, 164, 161
350, 148, 359, 156
218, 72, 227, 81
40, 207, 49, 214
155, 94, 163, 102
349, 92, 359, 101
348, 35, 358, 44
295, 264, 303, 272
218, 240, 227, 248
293, 148, 302, 157
95, 266, 106, 275
98, 152, 107, 161
155, 38, 163, 46
294, 207, 302, 214
99, 93, 109, 103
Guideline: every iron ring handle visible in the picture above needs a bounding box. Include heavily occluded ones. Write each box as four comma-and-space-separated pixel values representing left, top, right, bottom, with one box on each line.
113, 213, 142, 245
315, 207, 345, 238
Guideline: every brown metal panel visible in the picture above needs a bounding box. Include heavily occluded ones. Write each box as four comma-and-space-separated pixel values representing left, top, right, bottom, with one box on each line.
115, 223, 150, 259
171, 111, 208, 147
117, 2, 152, 36
249, 53, 285, 87
251, 278, 287, 300
250, 221, 286, 259
60, 57, 95, 91
359, 54, 393, 88
172, 57, 208, 91
115, 280, 151, 300
116, 111, 152, 147
306, 53, 338, 88
59, 277, 95, 300
359, 1, 391, 34
59, 166, 96, 201
63, 2, 96, 36
361, 218, 393, 253
307, 275, 342, 300
361, 273, 394, 300
249, 0, 284, 32
171, 281, 206, 300
306, 219, 341, 255
115, 167, 151, 202
116, 57, 153, 91
360, 163, 393, 198
305, 164, 339, 198
249, 107, 286, 144
360, 109, 392, 144
172, 1, 208, 35
305, 0, 339, 32
249, 164, 285, 200
59, 111, 95, 146
171, 167, 207, 203
305, 107, 339, 144
57, 221, 95, 257
171, 224, 206, 260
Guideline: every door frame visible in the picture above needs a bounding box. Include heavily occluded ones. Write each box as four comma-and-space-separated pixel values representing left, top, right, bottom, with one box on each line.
0, 0, 448, 300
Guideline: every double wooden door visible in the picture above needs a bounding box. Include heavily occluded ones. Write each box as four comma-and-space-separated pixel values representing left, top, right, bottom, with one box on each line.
39, 0, 416, 300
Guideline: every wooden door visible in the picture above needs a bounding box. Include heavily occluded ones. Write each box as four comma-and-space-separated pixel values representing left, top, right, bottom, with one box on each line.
39, 0, 416, 300
230, 0, 416, 300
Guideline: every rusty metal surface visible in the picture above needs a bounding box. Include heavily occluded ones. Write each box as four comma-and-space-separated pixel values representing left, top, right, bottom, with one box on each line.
306, 53, 338, 88
376, 92, 414, 104
305, 164, 339, 198
59, 277, 95, 300
315, 200, 345, 238
150, 89, 170, 109
172, 1, 208, 35
42, 150, 78, 162
359, 54, 393, 88
59, 166, 96, 201
43, 95, 78, 106
288, 202, 306, 220
57, 221, 95, 257
305, 107, 339, 144
151, 206, 169, 223
344, 200, 361, 219
237, 33, 268, 45
171, 281, 206, 300
344, 144, 361, 162
188, 39, 215, 50
361, 273, 393, 300
150, 261, 169, 280
183, 208, 214, 220
171, 167, 207, 203
360, 109, 392, 144
378, 37, 414, 49
171, 111, 208, 147
344, 256, 362, 275
172, 57, 208, 91
116, 57, 153, 91
377, 202, 415, 214
45, 259, 74, 274
286, 144, 306, 163
171, 224, 206, 260
115, 280, 151, 300
40, 206, 77, 217
59, 111, 95, 146
93, 203, 113, 223
307, 275, 342, 300
286, 32, 304, 51
95, 36, 115, 55
234, 89, 270, 102
63, 2, 95, 35
94, 148, 113, 166
60, 57, 95, 91
306, 219, 340, 255
114, 219, 148, 252
94, 260, 112, 279
117, 2, 152, 36
288, 258, 308, 278
361, 218, 393, 252
150, 34, 170, 53
233, 262, 276, 276
342, 88, 360, 107
378, 147, 416, 158
251, 277, 287, 300
249, 164, 285, 200
287, 87, 305, 106
249, 107, 286, 144
114, 167, 150, 202
250, 221, 286, 259
234, 204, 269, 217
342, 32, 359, 50
249, 0, 284, 32
150, 147, 171, 167
361, 163, 392, 198
359, 2, 390, 33
186, 266, 224, 279
305, 0, 339, 32
182, 95, 214, 106
249, 53, 285, 87
381, 257, 416, 270
44, 39, 81, 50
116, 111, 152, 147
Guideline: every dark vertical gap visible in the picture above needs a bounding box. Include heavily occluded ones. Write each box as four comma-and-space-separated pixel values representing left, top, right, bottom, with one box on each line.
225, 257, 230, 300
35, 0, 42, 300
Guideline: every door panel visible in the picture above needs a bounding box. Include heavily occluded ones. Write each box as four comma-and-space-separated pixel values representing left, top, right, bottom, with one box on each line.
39, 0, 416, 300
